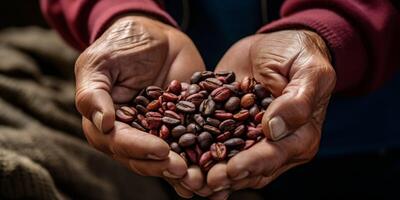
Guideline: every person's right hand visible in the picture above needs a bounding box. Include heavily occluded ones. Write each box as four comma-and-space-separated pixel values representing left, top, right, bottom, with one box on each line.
75, 14, 206, 197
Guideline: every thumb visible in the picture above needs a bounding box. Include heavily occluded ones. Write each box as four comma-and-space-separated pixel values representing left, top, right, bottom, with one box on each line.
75, 73, 115, 133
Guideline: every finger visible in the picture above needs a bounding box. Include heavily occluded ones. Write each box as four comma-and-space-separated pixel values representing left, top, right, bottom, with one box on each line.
180, 165, 204, 191
165, 178, 194, 199
207, 162, 231, 192
195, 186, 214, 197
83, 118, 170, 159
75, 67, 115, 133
114, 151, 187, 179
209, 190, 230, 200
260, 57, 335, 141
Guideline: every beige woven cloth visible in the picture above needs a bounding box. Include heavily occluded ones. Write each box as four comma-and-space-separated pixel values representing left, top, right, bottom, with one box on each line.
0, 27, 169, 200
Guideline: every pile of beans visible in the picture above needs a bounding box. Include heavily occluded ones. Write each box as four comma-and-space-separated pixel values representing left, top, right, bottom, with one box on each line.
115, 71, 273, 171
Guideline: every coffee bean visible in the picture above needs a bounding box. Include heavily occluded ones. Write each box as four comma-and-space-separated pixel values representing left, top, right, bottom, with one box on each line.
224, 96, 240, 112
254, 84, 269, 99
219, 119, 236, 132
247, 126, 262, 139
186, 93, 204, 106
186, 148, 198, 164
162, 116, 181, 126
134, 95, 150, 106
190, 72, 202, 84
179, 133, 197, 147
162, 92, 179, 102
241, 93, 256, 108
168, 80, 182, 94
233, 109, 250, 121
193, 114, 205, 126
176, 101, 196, 113
233, 125, 246, 137
131, 121, 146, 131
206, 117, 221, 127
201, 71, 215, 79
199, 151, 214, 171
240, 76, 255, 93
159, 125, 170, 139
146, 100, 161, 111
227, 150, 240, 158
199, 99, 216, 116
224, 138, 245, 149
136, 104, 148, 114
188, 84, 201, 95
249, 104, 260, 118
210, 87, 231, 102
147, 117, 162, 129
146, 86, 163, 99
187, 123, 202, 134
254, 111, 264, 124
116, 106, 137, 123
181, 82, 190, 91
261, 97, 273, 108
197, 131, 213, 150
171, 125, 186, 138
145, 111, 163, 118
216, 131, 231, 142
164, 110, 181, 120
166, 102, 177, 111
216, 71, 235, 84
210, 143, 227, 161
204, 125, 221, 135
214, 110, 233, 120
170, 142, 182, 153
200, 78, 223, 91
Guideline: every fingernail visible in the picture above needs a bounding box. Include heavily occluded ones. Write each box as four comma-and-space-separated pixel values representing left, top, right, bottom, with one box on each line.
269, 116, 288, 141
180, 182, 192, 190
232, 171, 249, 181
163, 170, 181, 179
213, 185, 230, 192
147, 154, 163, 160
93, 111, 103, 133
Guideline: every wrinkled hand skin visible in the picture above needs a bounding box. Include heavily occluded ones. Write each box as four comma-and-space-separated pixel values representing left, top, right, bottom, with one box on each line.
204, 30, 337, 200
75, 15, 206, 198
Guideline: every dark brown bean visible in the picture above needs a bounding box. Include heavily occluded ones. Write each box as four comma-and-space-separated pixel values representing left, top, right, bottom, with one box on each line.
134, 95, 150, 106
210, 87, 231, 102
171, 125, 186, 138
261, 97, 273, 108
200, 78, 223, 91
249, 104, 260, 118
254, 111, 264, 124
136, 104, 148, 114
247, 126, 262, 139
199, 151, 215, 171
253, 84, 269, 99
190, 72, 202, 84
159, 125, 170, 139
197, 131, 213, 150
188, 84, 201, 95
115, 106, 137, 123
147, 117, 162, 129
186, 93, 204, 106
176, 101, 196, 113
164, 110, 181, 120
186, 148, 198, 164
224, 138, 245, 149
203, 125, 221, 135
215, 71, 235, 84
162, 92, 179, 102
162, 116, 181, 126
131, 121, 146, 131
233, 125, 246, 137
193, 114, 205, 126
201, 71, 215, 79
146, 100, 160, 111
187, 123, 202, 134
210, 143, 227, 161
146, 86, 163, 99
199, 99, 216, 116
206, 117, 221, 127
145, 111, 163, 118
168, 80, 182, 94
240, 76, 255, 93
214, 111, 233, 120
166, 102, 177, 111
170, 142, 181, 153
219, 119, 236, 132
233, 109, 250, 121
224, 96, 240, 112
216, 131, 231, 142
241, 93, 256, 108
179, 133, 197, 147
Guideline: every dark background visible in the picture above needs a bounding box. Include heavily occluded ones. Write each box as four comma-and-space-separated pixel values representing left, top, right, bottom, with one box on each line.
1, 1, 399, 199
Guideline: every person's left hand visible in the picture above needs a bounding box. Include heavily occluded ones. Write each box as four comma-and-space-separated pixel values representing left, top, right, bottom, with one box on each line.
205, 30, 336, 199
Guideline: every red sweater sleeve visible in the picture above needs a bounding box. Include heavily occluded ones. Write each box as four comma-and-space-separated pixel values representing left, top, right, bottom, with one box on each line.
259, 0, 400, 94
40, 0, 178, 51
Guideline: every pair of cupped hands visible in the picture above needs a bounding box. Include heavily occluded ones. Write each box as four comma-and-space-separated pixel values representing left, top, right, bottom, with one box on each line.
76, 15, 336, 199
